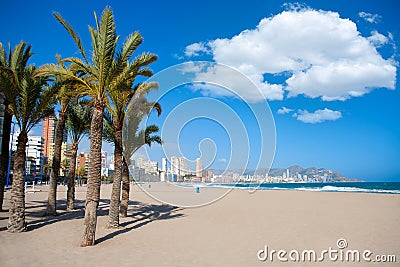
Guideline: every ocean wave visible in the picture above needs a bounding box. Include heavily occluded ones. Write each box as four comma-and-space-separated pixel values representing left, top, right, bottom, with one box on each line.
319, 185, 400, 194
172, 183, 400, 194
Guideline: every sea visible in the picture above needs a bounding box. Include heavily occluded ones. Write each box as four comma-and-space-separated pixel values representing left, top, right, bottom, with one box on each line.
186, 182, 400, 194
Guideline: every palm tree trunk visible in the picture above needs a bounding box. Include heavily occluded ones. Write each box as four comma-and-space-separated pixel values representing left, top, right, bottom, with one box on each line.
66, 142, 78, 211
107, 128, 123, 227
120, 158, 130, 217
0, 108, 12, 211
7, 131, 28, 232
45, 112, 67, 216
81, 102, 104, 247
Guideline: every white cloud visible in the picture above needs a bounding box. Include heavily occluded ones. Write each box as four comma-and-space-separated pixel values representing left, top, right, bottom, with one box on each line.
186, 63, 284, 102
185, 42, 211, 57
294, 108, 342, 123
277, 107, 293, 114
185, 8, 397, 102
359, 12, 381, 24
368, 31, 388, 47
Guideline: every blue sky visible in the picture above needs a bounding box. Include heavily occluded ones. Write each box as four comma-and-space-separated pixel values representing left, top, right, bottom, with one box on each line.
1, 0, 399, 181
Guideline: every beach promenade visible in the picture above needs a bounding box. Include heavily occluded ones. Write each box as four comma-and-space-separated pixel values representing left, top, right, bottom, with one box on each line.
1, 183, 399, 266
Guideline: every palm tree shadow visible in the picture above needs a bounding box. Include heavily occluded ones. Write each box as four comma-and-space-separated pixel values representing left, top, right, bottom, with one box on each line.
26, 199, 109, 231
96, 203, 185, 245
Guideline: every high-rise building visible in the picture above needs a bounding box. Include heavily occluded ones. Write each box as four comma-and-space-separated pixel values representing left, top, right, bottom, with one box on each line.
196, 158, 203, 177
42, 116, 68, 161
171, 156, 179, 176
161, 157, 167, 182
77, 152, 90, 176
42, 117, 56, 159
179, 157, 187, 177
161, 158, 167, 172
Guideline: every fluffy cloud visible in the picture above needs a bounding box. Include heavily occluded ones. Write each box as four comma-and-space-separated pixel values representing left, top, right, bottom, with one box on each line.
185, 42, 210, 57
359, 11, 381, 24
185, 8, 397, 102
277, 107, 293, 114
181, 61, 284, 102
294, 108, 342, 123
368, 30, 388, 47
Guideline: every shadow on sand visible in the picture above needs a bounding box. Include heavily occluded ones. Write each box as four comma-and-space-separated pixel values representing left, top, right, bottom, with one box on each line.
0, 199, 185, 244
96, 202, 184, 244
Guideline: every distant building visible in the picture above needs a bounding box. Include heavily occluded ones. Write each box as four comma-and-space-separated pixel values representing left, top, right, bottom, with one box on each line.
196, 158, 203, 177
136, 157, 144, 168
109, 153, 115, 170
206, 169, 214, 179
170, 156, 179, 176
129, 166, 145, 181
12, 135, 45, 179
101, 151, 107, 169
60, 143, 73, 176
77, 152, 90, 176
161, 157, 167, 182
161, 158, 167, 172
136, 157, 158, 174
42, 116, 68, 161
42, 116, 56, 159
179, 157, 187, 176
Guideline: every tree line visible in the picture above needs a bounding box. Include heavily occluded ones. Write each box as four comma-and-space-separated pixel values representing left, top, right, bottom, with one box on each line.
0, 6, 162, 246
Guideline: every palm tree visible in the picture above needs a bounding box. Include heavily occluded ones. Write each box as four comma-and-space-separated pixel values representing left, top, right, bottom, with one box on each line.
104, 81, 159, 228
2, 65, 58, 232
42, 160, 51, 184
65, 100, 91, 211
0, 41, 32, 211
120, 96, 162, 217
45, 57, 78, 216
120, 124, 162, 217
102, 110, 125, 228
37, 7, 157, 246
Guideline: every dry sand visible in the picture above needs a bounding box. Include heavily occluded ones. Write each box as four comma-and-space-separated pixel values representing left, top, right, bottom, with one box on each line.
0, 183, 399, 266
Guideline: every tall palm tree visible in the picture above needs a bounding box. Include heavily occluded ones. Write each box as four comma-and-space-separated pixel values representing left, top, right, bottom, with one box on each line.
120, 96, 162, 217
120, 124, 162, 217
2, 65, 58, 232
37, 7, 157, 246
65, 100, 91, 211
104, 82, 159, 228
45, 57, 79, 216
0, 41, 32, 211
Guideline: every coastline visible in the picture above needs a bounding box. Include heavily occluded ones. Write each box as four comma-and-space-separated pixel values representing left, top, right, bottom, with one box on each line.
0, 183, 399, 266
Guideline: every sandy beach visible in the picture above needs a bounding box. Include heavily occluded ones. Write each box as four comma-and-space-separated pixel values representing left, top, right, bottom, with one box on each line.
0, 183, 399, 266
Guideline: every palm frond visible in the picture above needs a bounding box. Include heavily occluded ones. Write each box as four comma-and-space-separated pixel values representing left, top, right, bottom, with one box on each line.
53, 12, 88, 62
66, 99, 92, 144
